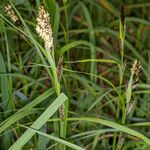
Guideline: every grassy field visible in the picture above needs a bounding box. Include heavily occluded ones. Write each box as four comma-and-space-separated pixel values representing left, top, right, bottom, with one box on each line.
0, 0, 150, 149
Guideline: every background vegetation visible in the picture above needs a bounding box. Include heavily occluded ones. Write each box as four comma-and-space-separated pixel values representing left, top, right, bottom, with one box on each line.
0, 0, 150, 149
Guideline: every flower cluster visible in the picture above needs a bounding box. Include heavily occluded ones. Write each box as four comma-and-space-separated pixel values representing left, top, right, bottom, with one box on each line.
36, 6, 53, 51
126, 60, 142, 115
5, 4, 19, 24
131, 59, 141, 81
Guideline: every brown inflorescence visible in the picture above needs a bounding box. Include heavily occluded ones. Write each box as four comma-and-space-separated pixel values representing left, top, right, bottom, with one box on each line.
126, 96, 136, 115
131, 60, 141, 79
131, 59, 141, 89
59, 104, 64, 119
57, 56, 63, 82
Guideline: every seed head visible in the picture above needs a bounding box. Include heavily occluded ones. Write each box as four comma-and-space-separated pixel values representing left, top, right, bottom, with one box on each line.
59, 104, 64, 119
120, 3, 125, 27
57, 56, 63, 82
131, 60, 141, 76
126, 96, 136, 115
5, 4, 19, 24
131, 60, 141, 87
36, 6, 53, 51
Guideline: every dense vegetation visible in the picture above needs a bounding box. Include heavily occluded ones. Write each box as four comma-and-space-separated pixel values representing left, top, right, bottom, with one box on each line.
0, 0, 150, 149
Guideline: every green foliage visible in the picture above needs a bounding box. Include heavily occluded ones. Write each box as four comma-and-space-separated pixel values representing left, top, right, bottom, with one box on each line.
0, 0, 150, 149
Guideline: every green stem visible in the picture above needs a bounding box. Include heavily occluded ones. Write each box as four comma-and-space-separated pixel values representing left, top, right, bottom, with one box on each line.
4, 28, 15, 111
46, 51, 60, 95
113, 10, 126, 150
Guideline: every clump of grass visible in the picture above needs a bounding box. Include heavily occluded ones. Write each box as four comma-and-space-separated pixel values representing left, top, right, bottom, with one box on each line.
0, 1, 150, 150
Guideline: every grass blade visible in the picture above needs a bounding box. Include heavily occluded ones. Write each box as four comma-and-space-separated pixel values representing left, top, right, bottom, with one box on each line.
19, 124, 85, 150
9, 93, 68, 149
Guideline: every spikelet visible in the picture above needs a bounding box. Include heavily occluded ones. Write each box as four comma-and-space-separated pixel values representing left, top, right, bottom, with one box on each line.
36, 6, 53, 51
131, 59, 141, 78
123, 59, 127, 75
57, 56, 63, 82
126, 96, 136, 115
126, 60, 141, 115
119, 3, 126, 61
120, 3, 125, 28
131, 59, 141, 89
59, 104, 64, 119
5, 4, 19, 24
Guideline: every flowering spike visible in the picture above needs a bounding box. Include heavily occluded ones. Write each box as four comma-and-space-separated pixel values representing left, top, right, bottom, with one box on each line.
59, 104, 64, 119
57, 56, 63, 82
131, 59, 141, 89
5, 4, 19, 24
126, 96, 136, 115
36, 6, 53, 51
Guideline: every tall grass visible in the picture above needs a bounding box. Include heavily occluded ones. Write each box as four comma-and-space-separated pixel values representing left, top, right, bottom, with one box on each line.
0, 0, 150, 149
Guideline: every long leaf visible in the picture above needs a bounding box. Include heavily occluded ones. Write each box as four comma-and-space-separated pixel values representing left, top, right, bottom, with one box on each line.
19, 124, 85, 150
67, 117, 150, 145
9, 93, 68, 150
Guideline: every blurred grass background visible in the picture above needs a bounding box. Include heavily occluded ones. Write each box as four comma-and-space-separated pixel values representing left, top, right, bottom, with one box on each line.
0, 0, 150, 149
